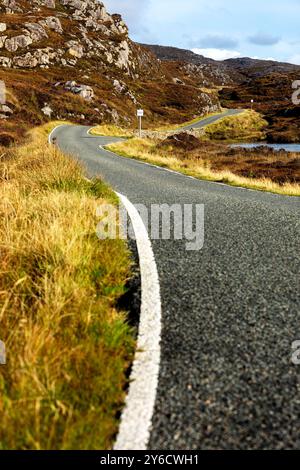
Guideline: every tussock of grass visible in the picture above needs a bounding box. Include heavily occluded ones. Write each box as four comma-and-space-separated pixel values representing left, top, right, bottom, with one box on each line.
107, 138, 300, 197
0, 124, 135, 449
204, 110, 268, 142
89, 124, 134, 138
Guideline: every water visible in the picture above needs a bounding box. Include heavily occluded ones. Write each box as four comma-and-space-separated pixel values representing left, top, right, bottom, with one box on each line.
231, 143, 300, 153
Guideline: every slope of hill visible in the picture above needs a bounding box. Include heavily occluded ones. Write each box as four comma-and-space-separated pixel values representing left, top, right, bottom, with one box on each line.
143, 44, 300, 82
140, 43, 236, 85
0, 0, 222, 144
220, 59, 300, 142
139, 44, 216, 65
224, 57, 300, 79
143, 43, 300, 142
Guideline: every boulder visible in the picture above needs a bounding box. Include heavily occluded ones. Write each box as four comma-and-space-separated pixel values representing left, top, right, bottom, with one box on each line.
39, 16, 63, 34
25, 23, 48, 42
5, 34, 33, 52
0, 36, 7, 48
67, 41, 84, 59
64, 81, 94, 100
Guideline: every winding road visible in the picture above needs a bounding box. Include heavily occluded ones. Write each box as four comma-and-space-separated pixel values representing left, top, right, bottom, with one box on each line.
175, 108, 243, 131
52, 112, 300, 450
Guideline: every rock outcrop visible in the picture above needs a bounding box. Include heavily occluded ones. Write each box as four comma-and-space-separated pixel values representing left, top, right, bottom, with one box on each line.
62, 81, 94, 101
0, 0, 223, 143
0, 0, 149, 74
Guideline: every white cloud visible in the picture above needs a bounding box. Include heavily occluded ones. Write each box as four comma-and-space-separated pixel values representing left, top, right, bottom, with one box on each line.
104, 0, 149, 25
104, 0, 155, 40
250, 56, 276, 61
192, 48, 241, 61
288, 54, 300, 65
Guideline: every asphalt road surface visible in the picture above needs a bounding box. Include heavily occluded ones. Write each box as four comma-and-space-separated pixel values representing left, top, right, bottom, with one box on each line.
53, 119, 300, 450
175, 108, 243, 131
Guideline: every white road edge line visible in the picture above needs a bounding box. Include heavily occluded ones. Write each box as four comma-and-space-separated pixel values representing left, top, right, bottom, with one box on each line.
114, 192, 162, 451
87, 127, 96, 136
50, 127, 162, 449
48, 124, 66, 144
100, 145, 258, 193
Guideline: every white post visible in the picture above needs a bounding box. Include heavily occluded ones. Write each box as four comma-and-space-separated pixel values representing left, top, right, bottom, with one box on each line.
137, 109, 144, 138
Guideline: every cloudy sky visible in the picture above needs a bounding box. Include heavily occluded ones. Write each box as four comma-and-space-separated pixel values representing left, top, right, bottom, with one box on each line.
105, 0, 300, 64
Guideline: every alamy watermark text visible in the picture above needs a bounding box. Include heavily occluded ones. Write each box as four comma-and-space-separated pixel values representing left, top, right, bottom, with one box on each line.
96, 203, 205, 251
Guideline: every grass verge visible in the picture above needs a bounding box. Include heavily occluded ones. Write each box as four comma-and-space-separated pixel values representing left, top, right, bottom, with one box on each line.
0, 123, 135, 449
106, 137, 300, 197
89, 124, 134, 138
204, 110, 268, 142
151, 109, 227, 132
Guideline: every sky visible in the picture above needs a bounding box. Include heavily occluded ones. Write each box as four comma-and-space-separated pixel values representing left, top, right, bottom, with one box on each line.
104, 0, 300, 64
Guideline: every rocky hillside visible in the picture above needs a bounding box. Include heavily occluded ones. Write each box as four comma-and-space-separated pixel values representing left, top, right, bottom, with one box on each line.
144, 44, 300, 82
144, 43, 300, 142
0, 0, 222, 144
0, 0, 154, 72
220, 58, 300, 142
141, 44, 235, 86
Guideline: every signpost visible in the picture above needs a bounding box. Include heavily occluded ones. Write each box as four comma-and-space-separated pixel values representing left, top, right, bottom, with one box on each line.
137, 109, 144, 137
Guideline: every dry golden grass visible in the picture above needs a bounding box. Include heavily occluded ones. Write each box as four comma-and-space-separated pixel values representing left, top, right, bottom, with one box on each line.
204, 110, 268, 142
0, 123, 135, 449
107, 137, 300, 197
89, 125, 134, 138
153, 109, 226, 132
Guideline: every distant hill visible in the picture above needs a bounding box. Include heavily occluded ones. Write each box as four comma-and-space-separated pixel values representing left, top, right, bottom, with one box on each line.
142, 43, 300, 142
139, 44, 216, 65
224, 57, 300, 79
142, 43, 300, 80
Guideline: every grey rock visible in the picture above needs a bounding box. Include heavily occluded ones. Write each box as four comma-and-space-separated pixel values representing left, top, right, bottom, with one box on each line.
13, 52, 38, 67
5, 34, 33, 52
0, 36, 7, 48
39, 16, 63, 34
64, 80, 94, 100
25, 23, 48, 42
0, 56, 11, 67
